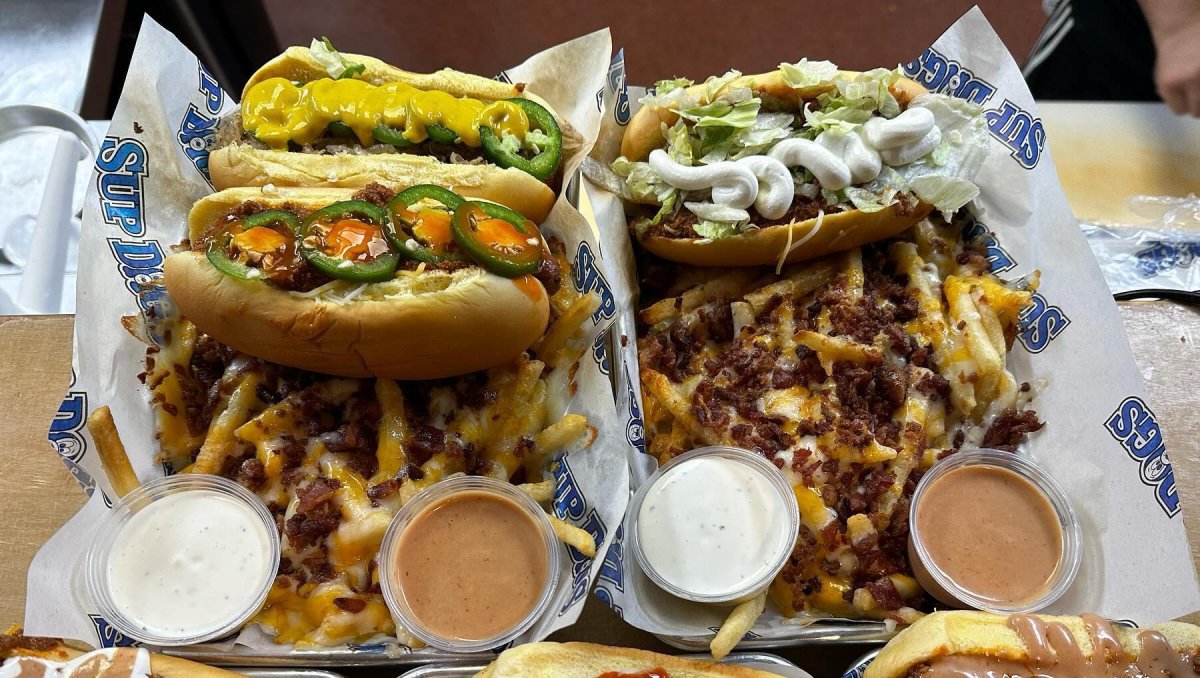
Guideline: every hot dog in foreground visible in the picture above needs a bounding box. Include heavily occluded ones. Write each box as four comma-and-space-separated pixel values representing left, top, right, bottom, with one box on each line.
211, 39, 570, 222
475, 642, 783, 677
162, 183, 558, 379
0, 631, 244, 677
865, 611, 1200, 678
606, 60, 990, 266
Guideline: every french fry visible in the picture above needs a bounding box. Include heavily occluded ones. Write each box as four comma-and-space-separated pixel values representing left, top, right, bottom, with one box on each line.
549, 515, 596, 557
371, 378, 409, 485
536, 293, 599, 362
518, 478, 555, 503
533, 414, 588, 458
796, 330, 882, 374
86, 406, 140, 499
188, 373, 262, 475
710, 590, 766, 660
844, 247, 864, 302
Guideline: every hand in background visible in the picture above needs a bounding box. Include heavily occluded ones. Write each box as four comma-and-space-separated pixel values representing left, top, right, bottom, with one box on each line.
1153, 16, 1200, 116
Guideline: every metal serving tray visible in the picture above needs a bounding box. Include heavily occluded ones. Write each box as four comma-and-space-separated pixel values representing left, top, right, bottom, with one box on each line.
655, 621, 899, 652
167, 645, 488, 668
239, 671, 348, 678
397, 652, 811, 677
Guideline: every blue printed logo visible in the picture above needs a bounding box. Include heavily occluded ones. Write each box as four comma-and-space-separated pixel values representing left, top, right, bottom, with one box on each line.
1106, 396, 1179, 517
176, 61, 224, 184
842, 652, 878, 678
553, 459, 606, 615
107, 238, 168, 313
572, 241, 616, 323
591, 334, 611, 375
608, 50, 630, 125
494, 70, 513, 84
903, 48, 997, 105
96, 137, 148, 237
985, 100, 1046, 170
962, 218, 1017, 274
1136, 241, 1200, 278
904, 47, 1044, 169
48, 371, 96, 496
1017, 292, 1070, 353
89, 615, 138, 648
623, 362, 645, 453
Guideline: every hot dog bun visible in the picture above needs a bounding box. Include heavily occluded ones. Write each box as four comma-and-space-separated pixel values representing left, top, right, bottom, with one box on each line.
865, 611, 1200, 678
475, 642, 784, 678
163, 187, 550, 380
209, 46, 564, 223
0, 632, 245, 677
621, 69, 931, 267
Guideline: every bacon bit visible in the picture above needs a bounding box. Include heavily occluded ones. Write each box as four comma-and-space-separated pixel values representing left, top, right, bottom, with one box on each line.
333, 597, 367, 613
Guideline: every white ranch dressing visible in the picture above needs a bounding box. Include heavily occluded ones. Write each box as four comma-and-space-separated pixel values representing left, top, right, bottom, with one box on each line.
637, 456, 793, 597
105, 490, 274, 640
652, 105, 941, 220
0, 648, 151, 678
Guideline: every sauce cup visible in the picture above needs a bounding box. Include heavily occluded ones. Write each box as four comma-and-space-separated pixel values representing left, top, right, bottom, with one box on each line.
628, 446, 800, 605
85, 474, 280, 646
907, 448, 1082, 612
379, 475, 562, 652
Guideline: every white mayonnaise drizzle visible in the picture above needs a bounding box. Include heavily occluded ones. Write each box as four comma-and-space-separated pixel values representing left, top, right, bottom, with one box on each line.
0, 648, 151, 678
650, 104, 945, 224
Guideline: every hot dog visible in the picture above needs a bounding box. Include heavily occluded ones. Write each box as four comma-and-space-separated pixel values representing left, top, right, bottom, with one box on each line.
162, 184, 554, 379
210, 39, 573, 223
607, 61, 990, 266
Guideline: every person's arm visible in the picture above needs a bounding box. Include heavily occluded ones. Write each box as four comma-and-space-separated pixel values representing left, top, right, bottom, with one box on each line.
1137, 0, 1200, 115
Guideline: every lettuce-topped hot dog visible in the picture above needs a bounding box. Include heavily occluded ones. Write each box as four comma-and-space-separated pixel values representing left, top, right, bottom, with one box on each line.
211, 40, 570, 223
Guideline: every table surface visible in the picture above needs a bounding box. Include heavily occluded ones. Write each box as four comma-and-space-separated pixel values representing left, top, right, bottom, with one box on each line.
2, 102, 1199, 677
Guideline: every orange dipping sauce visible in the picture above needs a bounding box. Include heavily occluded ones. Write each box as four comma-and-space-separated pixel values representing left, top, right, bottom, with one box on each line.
389, 489, 551, 642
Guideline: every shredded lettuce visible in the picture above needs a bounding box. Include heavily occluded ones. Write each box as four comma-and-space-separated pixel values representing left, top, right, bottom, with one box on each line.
908, 175, 980, 217
665, 121, 697, 165
779, 59, 838, 88
310, 38, 366, 80
657, 77, 693, 94
697, 111, 791, 163
834, 67, 901, 118
611, 157, 674, 204
679, 99, 761, 129
684, 201, 751, 223
802, 95, 876, 133
844, 186, 897, 213
650, 191, 680, 225
693, 220, 741, 240
703, 70, 743, 101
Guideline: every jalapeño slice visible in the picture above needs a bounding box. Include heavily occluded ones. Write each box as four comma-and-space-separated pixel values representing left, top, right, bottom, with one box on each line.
478, 98, 562, 181
450, 201, 543, 278
372, 124, 415, 147
425, 123, 458, 144
385, 185, 467, 264
300, 200, 398, 283
206, 209, 301, 281
327, 120, 354, 137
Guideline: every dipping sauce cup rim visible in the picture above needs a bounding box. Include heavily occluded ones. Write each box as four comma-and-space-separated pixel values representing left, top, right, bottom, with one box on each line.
378, 475, 562, 652
84, 474, 281, 646
627, 445, 801, 604
908, 448, 1082, 613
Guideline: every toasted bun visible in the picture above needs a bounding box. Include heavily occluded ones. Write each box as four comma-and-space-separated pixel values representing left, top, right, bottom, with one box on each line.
475, 642, 785, 678
622, 69, 930, 267
213, 46, 564, 222
164, 187, 549, 380
621, 69, 927, 162
640, 201, 933, 267
865, 612, 1200, 678
209, 145, 555, 223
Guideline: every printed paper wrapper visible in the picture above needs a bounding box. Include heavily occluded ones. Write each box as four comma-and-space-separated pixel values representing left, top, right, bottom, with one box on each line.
584, 7, 1200, 639
29, 16, 630, 657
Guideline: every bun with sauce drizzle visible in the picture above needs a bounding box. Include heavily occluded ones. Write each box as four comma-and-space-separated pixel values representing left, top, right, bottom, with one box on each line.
611, 66, 972, 267
163, 186, 552, 380
210, 43, 575, 224
865, 611, 1200, 678
475, 642, 785, 677
0, 631, 245, 677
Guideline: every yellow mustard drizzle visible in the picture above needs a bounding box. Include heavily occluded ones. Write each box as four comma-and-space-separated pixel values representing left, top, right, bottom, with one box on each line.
242, 77, 530, 150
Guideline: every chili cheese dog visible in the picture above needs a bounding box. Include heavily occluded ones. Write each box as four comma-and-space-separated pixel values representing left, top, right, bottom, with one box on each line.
866, 611, 1200, 678
606, 61, 990, 266
475, 642, 784, 677
210, 39, 573, 223
0, 631, 245, 677
162, 184, 556, 380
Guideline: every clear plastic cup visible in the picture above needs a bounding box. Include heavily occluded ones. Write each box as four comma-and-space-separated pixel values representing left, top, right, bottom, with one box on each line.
378, 476, 562, 652
907, 448, 1082, 612
85, 474, 280, 645
627, 446, 800, 605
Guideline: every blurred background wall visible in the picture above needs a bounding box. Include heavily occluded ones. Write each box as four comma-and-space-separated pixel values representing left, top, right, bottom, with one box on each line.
80, 0, 1046, 116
